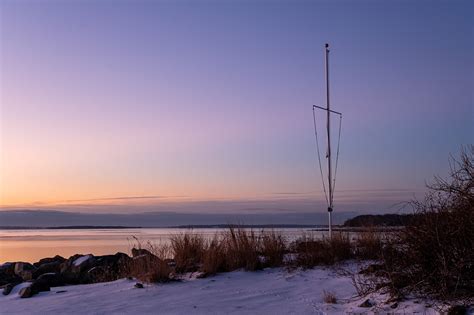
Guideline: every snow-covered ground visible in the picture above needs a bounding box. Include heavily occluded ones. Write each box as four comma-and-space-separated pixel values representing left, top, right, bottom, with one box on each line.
0, 264, 448, 314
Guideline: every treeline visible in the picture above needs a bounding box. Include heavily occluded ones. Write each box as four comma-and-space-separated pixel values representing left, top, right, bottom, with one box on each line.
343, 214, 414, 227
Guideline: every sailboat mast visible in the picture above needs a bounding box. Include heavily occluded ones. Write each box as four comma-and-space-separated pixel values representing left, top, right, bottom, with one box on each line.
325, 43, 333, 238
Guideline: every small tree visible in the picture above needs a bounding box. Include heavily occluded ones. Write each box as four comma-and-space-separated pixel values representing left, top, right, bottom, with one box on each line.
385, 146, 474, 300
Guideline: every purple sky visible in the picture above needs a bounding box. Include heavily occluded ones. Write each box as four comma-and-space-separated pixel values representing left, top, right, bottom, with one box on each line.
1, 0, 472, 218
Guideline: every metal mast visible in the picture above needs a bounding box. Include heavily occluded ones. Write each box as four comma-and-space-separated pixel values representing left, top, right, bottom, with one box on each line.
325, 43, 333, 238
312, 43, 342, 239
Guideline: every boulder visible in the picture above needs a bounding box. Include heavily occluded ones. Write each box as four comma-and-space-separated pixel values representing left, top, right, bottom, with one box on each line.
359, 299, 374, 308
30, 280, 51, 293
0, 269, 22, 287
131, 253, 164, 268
33, 261, 62, 279
129, 254, 171, 282
19, 286, 34, 298
2, 283, 13, 295
447, 305, 468, 315
87, 266, 107, 283
130, 249, 171, 279
71, 254, 95, 273
87, 252, 131, 283
95, 252, 130, 269
59, 254, 82, 273
1, 262, 22, 286
14, 262, 37, 281
0, 263, 16, 275
34, 273, 65, 288
17, 274, 59, 298
33, 255, 66, 268
58, 253, 132, 285
131, 248, 154, 257
59, 254, 96, 284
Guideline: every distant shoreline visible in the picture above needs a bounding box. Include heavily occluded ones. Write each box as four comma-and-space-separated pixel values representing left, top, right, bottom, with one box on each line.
0, 224, 323, 230
0, 224, 402, 232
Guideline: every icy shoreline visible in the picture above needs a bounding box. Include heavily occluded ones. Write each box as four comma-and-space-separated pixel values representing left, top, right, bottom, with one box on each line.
1, 264, 445, 315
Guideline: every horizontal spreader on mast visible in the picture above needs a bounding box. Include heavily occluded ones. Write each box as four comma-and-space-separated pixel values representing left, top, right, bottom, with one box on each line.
312, 105, 342, 116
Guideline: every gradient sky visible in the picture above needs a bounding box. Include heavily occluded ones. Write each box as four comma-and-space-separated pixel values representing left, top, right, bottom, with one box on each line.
0, 0, 472, 216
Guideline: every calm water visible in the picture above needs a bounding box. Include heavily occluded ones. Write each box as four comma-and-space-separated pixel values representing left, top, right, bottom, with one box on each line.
0, 228, 325, 263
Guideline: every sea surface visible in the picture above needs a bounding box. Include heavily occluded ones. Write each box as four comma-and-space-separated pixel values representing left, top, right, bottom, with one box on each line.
0, 227, 326, 263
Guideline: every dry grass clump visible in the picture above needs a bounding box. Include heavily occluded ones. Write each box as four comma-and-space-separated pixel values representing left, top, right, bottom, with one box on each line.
128, 254, 171, 283
293, 232, 352, 268
170, 227, 287, 276
201, 236, 227, 275
381, 146, 474, 300
170, 233, 205, 273
126, 237, 172, 283
354, 228, 384, 260
222, 227, 262, 271
260, 230, 286, 267
127, 225, 394, 282
322, 290, 337, 304
200, 227, 287, 275
328, 233, 353, 262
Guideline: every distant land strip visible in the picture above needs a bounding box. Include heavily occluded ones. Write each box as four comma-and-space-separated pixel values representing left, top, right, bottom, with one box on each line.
0, 224, 325, 230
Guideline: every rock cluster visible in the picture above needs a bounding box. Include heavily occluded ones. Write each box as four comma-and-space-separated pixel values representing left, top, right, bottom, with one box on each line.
0, 249, 171, 298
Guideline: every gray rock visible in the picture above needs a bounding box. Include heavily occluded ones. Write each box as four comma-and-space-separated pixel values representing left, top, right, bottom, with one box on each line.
33, 261, 62, 279
59, 254, 82, 273
0, 263, 15, 275
447, 305, 468, 315
34, 273, 64, 290
0, 269, 22, 287
87, 252, 131, 283
33, 255, 66, 268
19, 286, 34, 298
2, 283, 13, 295
71, 255, 95, 273
134, 282, 144, 288
14, 262, 35, 274
59, 254, 97, 284
359, 299, 374, 308
14, 262, 37, 281
31, 280, 51, 293
130, 254, 170, 282
131, 248, 155, 257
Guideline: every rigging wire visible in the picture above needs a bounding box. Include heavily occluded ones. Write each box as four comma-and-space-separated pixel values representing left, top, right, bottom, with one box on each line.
331, 114, 342, 202
312, 107, 342, 207
312, 107, 329, 206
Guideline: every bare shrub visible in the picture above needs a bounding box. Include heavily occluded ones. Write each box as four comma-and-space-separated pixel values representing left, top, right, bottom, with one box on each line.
323, 290, 337, 304
351, 269, 387, 297
383, 146, 474, 300
170, 232, 205, 273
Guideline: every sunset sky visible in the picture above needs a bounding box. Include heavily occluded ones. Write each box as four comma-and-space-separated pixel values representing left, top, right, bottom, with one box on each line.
0, 0, 472, 217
